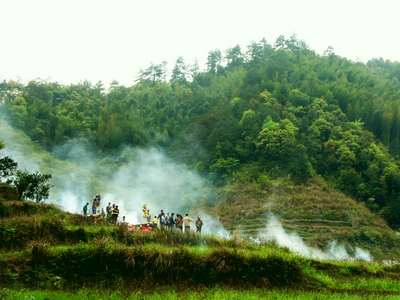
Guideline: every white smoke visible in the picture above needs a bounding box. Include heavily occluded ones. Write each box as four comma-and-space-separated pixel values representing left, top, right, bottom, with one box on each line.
258, 214, 373, 261
0, 118, 42, 174
95, 147, 211, 225
0, 122, 212, 225
199, 214, 231, 238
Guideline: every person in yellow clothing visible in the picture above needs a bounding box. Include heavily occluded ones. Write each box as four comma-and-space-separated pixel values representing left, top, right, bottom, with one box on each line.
112, 205, 119, 224
152, 215, 158, 229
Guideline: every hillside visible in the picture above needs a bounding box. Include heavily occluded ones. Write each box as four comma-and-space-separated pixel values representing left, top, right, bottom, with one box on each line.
0, 200, 400, 299
208, 178, 400, 260
1, 199, 400, 299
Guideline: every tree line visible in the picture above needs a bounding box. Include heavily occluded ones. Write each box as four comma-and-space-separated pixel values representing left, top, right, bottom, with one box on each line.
1, 34, 400, 228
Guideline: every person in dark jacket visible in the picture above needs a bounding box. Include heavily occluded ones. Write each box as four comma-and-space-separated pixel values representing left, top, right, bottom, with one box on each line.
168, 213, 175, 230
195, 216, 204, 233
83, 203, 89, 216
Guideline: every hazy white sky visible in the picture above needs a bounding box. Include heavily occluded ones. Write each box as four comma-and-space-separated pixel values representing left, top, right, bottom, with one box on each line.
1, 0, 399, 87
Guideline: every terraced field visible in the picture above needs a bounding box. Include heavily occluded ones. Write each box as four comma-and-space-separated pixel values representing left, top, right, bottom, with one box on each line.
225, 218, 354, 238
209, 181, 400, 259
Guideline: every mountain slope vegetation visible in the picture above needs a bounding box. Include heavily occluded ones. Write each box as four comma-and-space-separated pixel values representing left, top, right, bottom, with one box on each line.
1, 34, 400, 236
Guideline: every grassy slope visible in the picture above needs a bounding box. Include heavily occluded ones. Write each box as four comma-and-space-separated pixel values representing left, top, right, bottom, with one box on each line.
0, 200, 400, 298
208, 177, 400, 260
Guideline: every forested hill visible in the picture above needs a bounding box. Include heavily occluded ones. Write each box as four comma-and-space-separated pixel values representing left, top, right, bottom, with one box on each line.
1, 35, 400, 229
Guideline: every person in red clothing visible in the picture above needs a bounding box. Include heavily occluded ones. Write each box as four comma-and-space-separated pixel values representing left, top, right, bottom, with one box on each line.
176, 215, 183, 231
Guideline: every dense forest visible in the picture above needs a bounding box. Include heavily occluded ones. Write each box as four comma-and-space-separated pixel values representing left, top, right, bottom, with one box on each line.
1, 34, 400, 229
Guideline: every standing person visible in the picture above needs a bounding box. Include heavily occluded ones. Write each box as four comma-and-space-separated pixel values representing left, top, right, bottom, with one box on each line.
92, 194, 101, 214
168, 213, 175, 230
165, 213, 170, 226
195, 216, 204, 233
112, 205, 119, 224
83, 203, 89, 216
183, 214, 193, 232
146, 209, 152, 222
92, 197, 97, 214
176, 215, 183, 231
152, 215, 158, 229
109, 204, 115, 223
160, 213, 166, 229
106, 203, 112, 218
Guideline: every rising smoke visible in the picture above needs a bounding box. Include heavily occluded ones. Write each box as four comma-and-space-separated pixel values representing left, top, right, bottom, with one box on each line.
257, 214, 373, 261
0, 119, 214, 227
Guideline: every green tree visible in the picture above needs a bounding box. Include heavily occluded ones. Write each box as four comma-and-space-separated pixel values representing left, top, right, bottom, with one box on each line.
225, 44, 244, 68
0, 156, 18, 182
256, 119, 298, 159
14, 170, 53, 202
9, 96, 28, 129
266, 50, 290, 80
210, 142, 240, 180
206, 49, 222, 74
288, 89, 310, 107
171, 56, 187, 83
137, 61, 168, 83
246, 38, 272, 61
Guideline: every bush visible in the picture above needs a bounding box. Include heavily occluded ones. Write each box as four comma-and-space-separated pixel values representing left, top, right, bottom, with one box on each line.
0, 199, 11, 217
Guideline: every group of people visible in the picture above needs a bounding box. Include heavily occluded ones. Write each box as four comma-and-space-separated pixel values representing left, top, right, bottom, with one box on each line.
83, 200, 205, 233
82, 194, 103, 216
82, 200, 120, 224
105, 202, 120, 223
151, 210, 204, 233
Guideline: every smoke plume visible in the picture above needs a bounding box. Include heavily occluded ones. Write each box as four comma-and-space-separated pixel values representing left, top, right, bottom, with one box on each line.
258, 214, 373, 261
0, 119, 214, 227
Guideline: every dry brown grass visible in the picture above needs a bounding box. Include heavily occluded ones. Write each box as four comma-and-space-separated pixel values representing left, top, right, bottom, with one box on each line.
206, 178, 400, 259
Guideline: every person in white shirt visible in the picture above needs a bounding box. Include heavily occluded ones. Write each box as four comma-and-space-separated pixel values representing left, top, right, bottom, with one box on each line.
183, 214, 193, 232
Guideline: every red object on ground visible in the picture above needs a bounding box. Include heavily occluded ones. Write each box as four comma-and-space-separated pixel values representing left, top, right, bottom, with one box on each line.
141, 226, 150, 232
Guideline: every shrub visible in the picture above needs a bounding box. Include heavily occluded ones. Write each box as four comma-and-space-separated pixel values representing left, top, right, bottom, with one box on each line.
0, 199, 11, 217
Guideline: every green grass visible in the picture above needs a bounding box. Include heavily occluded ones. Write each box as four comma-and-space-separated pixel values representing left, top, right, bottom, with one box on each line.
1, 199, 400, 297
2, 238, 400, 294
1, 287, 400, 300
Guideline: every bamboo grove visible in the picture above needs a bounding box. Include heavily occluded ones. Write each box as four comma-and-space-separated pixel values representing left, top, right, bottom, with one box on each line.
1, 35, 400, 228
